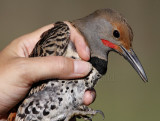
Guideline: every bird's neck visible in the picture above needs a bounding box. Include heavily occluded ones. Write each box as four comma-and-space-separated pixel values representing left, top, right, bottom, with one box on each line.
89, 57, 108, 75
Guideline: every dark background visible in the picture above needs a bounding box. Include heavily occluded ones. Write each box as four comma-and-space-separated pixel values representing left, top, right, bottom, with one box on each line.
0, 0, 159, 121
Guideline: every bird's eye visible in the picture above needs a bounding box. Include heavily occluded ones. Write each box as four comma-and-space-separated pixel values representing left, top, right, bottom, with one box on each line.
113, 30, 120, 38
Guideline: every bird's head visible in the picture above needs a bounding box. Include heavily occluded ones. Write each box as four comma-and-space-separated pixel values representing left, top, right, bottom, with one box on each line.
73, 8, 148, 82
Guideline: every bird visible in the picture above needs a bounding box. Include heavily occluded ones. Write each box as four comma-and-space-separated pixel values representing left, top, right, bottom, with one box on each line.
8, 8, 148, 121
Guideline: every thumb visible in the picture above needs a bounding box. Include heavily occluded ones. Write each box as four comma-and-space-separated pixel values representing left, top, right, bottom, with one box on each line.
23, 56, 92, 83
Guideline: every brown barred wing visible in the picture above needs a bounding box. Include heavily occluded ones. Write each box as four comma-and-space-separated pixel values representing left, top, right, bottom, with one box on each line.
28, 21, 70, 95
30, 21, 70, 57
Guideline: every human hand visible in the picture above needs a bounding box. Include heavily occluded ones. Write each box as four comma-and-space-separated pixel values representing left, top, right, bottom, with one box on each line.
0, 22, 96, 119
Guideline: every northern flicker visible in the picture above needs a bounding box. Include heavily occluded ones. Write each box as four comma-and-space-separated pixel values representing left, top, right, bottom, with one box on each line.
8, 8, 148, 121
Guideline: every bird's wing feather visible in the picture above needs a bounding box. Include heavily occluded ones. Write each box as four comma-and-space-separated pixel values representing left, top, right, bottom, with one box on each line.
29, 21, 70, 95
30, 21, 70, 57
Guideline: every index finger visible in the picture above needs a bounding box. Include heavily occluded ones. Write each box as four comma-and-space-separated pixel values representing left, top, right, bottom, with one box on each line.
64, 21, 90, 61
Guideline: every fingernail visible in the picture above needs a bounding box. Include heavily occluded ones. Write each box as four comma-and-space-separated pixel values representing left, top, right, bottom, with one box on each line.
86, 46, 90, 59
83, 89, 96, 106
74, 60, 92, 76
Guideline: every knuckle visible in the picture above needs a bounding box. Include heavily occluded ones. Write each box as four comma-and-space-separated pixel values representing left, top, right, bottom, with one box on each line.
56, 57, 73, 75
13, 58, 29, 80
57, 57, 68, 71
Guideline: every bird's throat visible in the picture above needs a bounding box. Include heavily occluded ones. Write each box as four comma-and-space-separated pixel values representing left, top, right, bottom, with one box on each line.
89, 57, 108, 75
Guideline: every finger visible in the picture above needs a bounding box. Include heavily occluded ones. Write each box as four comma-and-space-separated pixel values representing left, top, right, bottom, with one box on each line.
23, 56, 92, 83
64, 21, 90, 61
83, 89, 96, 106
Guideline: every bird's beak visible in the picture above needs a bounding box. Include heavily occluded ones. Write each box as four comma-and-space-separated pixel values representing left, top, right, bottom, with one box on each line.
119, 45, 148, 82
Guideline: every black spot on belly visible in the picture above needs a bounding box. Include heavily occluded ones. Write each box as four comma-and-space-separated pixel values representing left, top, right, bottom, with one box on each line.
17, 113, 26, 118
36, 101, 40, 106
25, 106, 30, 114
38, 116, 42, 120
66, 87, 69, 90
32, 107, 39, 114
28, 101, 34, 106
71, 90, 73, 93
43, 110, 50, 116
50, 105, 56, 110
51, 83, 54, 86
60, 89, 63, 92
85, 82, 89, 86
56, 92, 60, 95
58, 97, 63, 102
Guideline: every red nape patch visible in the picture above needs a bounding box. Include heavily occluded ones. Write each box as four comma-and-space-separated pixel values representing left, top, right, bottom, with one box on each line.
101, 39, 117, 49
